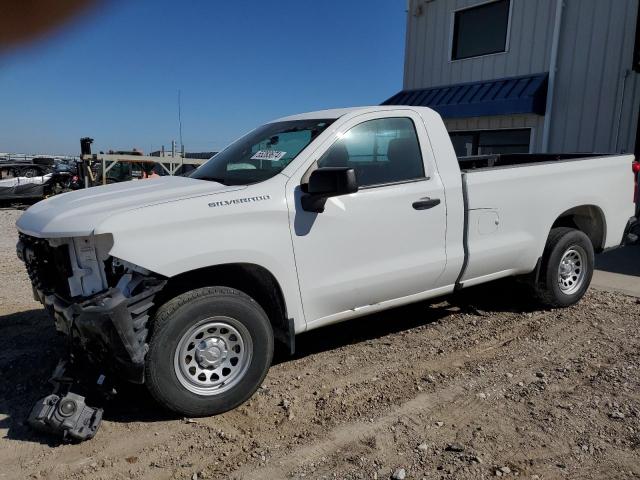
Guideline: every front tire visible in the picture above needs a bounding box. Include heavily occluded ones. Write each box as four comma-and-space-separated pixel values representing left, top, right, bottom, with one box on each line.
145, 287, 273, 417
535, 227, 594, 307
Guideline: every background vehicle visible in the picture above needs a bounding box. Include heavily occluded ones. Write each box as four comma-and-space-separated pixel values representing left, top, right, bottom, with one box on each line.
0, 157, 54, 179
16, 106, 637, 419
0, 158, 80, 202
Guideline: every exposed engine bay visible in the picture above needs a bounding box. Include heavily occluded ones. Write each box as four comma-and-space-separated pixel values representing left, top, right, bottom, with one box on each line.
16, 233, 166, 441
17, 232, 166, 382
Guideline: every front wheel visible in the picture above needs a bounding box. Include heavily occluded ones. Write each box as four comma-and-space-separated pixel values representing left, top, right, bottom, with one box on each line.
145, 287, 273, 417
534, 227, 594, 307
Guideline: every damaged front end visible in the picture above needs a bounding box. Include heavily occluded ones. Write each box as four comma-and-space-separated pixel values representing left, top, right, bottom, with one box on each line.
17, 232, 166, 383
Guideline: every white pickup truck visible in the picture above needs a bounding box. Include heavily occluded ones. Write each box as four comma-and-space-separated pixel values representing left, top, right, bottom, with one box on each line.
16, 106, 637, 418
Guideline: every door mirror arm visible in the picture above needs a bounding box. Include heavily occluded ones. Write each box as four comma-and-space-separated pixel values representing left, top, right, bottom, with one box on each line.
300, 167, 358, 213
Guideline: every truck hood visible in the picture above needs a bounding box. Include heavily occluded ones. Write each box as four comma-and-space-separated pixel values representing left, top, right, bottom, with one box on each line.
16, 176, 245, 238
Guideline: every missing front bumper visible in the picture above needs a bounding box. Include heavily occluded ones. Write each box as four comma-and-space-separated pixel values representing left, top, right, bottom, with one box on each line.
41, 277, 166, 383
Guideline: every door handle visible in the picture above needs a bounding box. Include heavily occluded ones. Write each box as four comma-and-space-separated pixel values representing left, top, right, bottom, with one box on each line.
412, 197, 441, 210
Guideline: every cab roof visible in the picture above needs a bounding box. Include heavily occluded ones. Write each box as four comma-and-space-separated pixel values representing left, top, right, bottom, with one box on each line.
273, 105, 434, 122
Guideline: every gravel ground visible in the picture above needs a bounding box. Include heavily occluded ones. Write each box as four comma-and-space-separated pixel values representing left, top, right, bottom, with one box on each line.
1, 208, 639, 480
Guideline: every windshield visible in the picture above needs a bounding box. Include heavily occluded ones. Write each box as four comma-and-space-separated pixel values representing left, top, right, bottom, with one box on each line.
191, 119, 334, 185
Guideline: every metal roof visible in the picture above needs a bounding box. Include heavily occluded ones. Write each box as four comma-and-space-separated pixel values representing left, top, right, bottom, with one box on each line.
382, 73, 549, 119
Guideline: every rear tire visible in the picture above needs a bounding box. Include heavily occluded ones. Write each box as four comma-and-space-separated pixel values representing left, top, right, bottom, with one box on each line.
534, 227, 594, 307
145, 287, 273, 417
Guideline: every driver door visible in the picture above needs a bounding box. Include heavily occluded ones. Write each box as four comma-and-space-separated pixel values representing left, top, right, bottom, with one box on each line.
287, 110, 448, 326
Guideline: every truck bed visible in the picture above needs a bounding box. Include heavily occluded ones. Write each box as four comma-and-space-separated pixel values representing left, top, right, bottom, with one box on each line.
458, 153, 613, 171
457, 153, 635, 287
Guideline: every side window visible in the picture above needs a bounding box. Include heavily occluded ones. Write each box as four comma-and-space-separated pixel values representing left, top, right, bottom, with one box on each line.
317, 117, 425, 187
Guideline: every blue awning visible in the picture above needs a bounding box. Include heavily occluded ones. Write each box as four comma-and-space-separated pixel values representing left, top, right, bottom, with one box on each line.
382, 73, 549, 118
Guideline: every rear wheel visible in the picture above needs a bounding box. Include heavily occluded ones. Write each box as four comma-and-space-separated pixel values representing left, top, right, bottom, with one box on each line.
145, 287, 273, 417
534, 227, 594, 307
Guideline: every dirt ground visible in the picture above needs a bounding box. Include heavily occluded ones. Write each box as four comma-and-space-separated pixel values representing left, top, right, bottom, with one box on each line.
1, 208, 639, 480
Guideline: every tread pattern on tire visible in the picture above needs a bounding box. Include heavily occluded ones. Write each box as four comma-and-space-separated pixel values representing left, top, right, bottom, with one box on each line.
145, 286, 273, 416
535, 227, 593, 308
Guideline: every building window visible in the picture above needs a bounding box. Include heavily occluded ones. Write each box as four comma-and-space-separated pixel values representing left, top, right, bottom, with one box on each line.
452, 0, 511, 61
450, 129, 531, 157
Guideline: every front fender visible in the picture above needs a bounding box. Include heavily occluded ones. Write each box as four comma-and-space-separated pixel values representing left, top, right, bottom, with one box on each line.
94, 181, 306, 331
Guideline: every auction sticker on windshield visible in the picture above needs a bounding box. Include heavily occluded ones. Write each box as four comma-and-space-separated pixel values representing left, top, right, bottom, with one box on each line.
251, 150, 287, 161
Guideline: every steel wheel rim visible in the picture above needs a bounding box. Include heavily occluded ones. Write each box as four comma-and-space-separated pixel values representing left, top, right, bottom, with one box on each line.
557, 246, 586, 295
173, 316, 253, 396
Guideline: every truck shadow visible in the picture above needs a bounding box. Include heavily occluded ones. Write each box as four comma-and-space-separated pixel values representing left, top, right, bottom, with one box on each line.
595, 246, 640, 277
0, 309, 65, 446
0, 308, 173, 445
282, 278, 539, 362
0, 279, 539, 443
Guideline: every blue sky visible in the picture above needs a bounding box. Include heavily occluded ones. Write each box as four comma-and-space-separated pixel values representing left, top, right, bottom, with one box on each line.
0, 1, 407, 155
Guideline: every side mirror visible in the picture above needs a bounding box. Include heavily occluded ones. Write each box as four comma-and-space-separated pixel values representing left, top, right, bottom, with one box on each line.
301, 167, 358, 213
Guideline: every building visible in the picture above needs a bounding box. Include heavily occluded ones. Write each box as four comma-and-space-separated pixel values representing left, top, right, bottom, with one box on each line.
384, 0, 640, 158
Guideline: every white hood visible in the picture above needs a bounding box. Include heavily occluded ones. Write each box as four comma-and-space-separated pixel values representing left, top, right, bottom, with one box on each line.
16, 176, 244, 238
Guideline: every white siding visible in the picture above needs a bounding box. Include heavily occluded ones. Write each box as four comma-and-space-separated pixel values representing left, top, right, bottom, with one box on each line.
404, 0, 640, 155
404, 0, 556, 89
549, 0, 640, 154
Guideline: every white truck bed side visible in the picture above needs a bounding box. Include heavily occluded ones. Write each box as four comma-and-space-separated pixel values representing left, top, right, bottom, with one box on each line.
461, 154, 635, 286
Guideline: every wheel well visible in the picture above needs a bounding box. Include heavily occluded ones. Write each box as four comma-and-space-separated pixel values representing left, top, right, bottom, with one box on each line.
551, 205, 606, 252
156, 263, 294, 354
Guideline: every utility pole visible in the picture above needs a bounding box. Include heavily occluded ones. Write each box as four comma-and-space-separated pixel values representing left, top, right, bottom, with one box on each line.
178, 89, 184, 155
